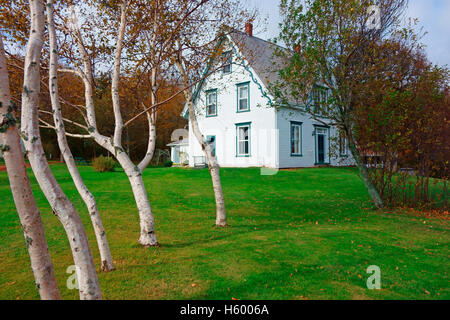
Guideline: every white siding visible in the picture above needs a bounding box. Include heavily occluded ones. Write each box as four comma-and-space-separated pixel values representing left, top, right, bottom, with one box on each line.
187, 43, 354, 169
277, 108, 354, 168
189, 52, 278, 168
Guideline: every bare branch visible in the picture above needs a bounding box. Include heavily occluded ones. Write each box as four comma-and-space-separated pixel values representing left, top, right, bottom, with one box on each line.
38, 110, 88, 130
39, 118, 91, 139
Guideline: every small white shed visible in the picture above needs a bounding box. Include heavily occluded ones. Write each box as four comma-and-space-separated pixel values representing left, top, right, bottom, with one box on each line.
167, 139, 189, 165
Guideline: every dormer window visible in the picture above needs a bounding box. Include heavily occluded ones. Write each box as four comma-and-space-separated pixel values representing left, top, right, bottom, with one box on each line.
312, 87, 329, 116
222, 51, 232, 74
206, 89, 217, 117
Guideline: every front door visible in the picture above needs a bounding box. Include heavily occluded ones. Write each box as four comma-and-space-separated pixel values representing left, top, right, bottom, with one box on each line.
318, 134, 325, 163
315, 127, 328, 164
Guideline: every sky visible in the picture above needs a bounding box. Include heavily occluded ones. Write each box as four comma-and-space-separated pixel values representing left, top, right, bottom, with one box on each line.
246, 0, 450, 67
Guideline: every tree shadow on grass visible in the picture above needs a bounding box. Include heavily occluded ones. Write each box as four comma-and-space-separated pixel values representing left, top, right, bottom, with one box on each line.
155, 221, 292, 250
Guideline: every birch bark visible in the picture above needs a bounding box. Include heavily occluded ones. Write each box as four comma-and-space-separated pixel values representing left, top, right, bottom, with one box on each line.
186, 98, 227, 225
69, 3, 159, 246
137, 68, 158, 172
0, 32, 61, 300
176, 60, 227, 226
137, 20, 159, 172
137, 108, 156, 172
21, 0, 101, 300
46, 0, 114, 271
116, 152, 158, 246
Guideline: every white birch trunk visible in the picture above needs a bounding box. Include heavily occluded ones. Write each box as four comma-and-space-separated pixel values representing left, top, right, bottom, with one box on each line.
175, 60, 227, 226
116, 152, 158, 246
0, 32, 61, 300
186, 98, 227, 226
137, 111, 156, 172
69, 3, 159, 246
46, 0, 114, 272
21, 0, 101, 300
111, 1, 127, 149
108, 1, 158, 245
138, 68, 157, 172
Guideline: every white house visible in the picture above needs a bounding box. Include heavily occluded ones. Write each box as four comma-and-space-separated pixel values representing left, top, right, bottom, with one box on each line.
176, 23, 354, 169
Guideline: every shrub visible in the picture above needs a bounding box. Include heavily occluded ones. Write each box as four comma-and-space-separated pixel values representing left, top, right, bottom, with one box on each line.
163, 160, 173, 167
93, 155, 116, 172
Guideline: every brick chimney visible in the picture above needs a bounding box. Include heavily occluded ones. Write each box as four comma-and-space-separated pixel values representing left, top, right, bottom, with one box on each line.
245, 21, 253, 37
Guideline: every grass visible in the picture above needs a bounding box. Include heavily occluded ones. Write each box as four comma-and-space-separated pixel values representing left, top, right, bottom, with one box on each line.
0, 165, 448, 300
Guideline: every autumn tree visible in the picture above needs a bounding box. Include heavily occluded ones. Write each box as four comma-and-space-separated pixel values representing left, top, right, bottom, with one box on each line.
355, 41, 449, 207
272, 0, 412, 208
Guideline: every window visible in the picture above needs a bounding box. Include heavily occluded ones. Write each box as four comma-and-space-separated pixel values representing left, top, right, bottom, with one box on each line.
237, 82, 250, 112
206, 135, 216, 157
312, 87, 329, 116
290, 121, 302, 156
206, 89, 217, 117
339, 132, 348, 156
236, 122, 251, 156
222, 51, 232, 74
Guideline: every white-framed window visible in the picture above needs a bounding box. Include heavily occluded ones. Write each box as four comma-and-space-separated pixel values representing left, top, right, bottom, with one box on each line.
312, 87, 329, 116
237, 82, 250, 112
236, 122, 251, 156
206, 89, 217, 117
222, 51, 232, 74
339, 132, 348, 156
290, 121, 302, 156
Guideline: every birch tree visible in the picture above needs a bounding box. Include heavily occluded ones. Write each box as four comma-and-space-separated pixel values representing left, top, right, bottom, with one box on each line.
46, 0, 114, 271
20, 0, 101, 299
37, 0, 253, 239
125, 0, 254, 227
175, 59, 227, 226
0, 31, 61, 301
41, 0, 179, 246
169, 0, 254, 226
44, 0, 160, 246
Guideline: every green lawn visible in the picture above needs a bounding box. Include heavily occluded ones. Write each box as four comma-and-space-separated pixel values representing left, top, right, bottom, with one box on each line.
0, 165, 448, 300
